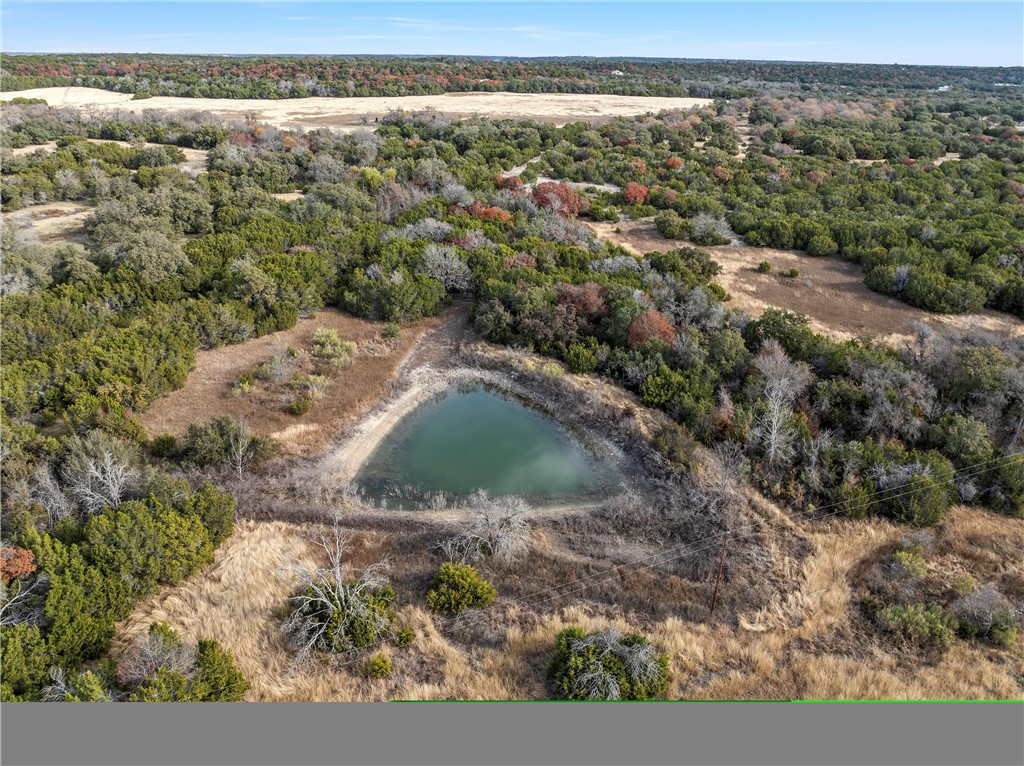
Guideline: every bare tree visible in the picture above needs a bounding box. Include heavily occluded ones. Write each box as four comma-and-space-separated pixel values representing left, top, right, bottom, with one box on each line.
857, 361, 936, 442
439, 491, 530, 565
564, 628, 665, 701
31, 464, 75, 528
952, 584, 1017, 637
279, 514, 393, 665
419, 244, 473, 292
227, 418, 255, 480
40, 666, 115, 702
116, 629, 197, 688
0, 574, 47, 628
62, 451, 137, 515
750, 340, 811, 468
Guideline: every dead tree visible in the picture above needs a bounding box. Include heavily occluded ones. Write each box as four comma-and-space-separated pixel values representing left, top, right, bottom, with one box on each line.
751, 340, 811, 469
227, 418, 255, 480
437, 491, 530, 565
62, 451, 137, 515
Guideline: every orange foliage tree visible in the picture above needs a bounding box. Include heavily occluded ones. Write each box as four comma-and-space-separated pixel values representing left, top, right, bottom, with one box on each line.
0, 547, 36, 583
623, 182, 650, 205
532, 182, 581, 218
627, 310, 675, 349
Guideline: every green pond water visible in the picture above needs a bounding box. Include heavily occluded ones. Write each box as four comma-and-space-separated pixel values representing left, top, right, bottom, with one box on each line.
353, 383, 625, 508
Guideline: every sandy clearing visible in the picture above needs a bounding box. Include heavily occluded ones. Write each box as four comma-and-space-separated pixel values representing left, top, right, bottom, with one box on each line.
8, 138, 208, 177
588, 219, 1024, 345
0, 201, 92, 244
1, 87, 712, 132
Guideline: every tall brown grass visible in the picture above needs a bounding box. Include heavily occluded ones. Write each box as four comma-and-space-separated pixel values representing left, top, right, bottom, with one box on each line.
114, 504, 1023, 701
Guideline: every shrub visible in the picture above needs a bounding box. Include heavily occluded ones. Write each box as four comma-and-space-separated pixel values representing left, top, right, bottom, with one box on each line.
626, 310, 675, 349
367, 652, 392, 679
757, 260, 772, 273
291, 374, 331, 400
532, 182, 581, 218
289, 396, 312, 416
565, 341, 598, 374
384, 322, 401, 339
547, 627, 669, 701
0, 625, 50, 700
654, 424, 700, 470
888, 541, 927, 578
148, 433, 178, 459
877, 604, 956, 649
182, 417, 278, 469
949, 573, 978, 597
1, 546, 36, 582
284, 580, 398, 655
654, 210, 689, 240
953, 585, 1019, 648
192, 639, 250, 701
121, 622, 248, 701
786, 268, 800, 278
426, 562, 496, 616
622, 182, 649, 205
310, 327, 357, 368
394, 626, 416, 647
541, 362, 564, 379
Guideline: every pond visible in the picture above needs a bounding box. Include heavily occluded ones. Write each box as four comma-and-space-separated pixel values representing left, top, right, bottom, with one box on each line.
353, 382, 625, 509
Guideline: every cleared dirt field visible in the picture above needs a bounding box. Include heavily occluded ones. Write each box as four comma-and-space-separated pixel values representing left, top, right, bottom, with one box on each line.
0, 201, 91, 244
137, 308, 445, 455
1, 87, 712, 132
588, 219, 1024, 345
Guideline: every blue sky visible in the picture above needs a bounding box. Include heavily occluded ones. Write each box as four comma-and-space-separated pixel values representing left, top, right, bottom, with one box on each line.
2, 2, 1022, 66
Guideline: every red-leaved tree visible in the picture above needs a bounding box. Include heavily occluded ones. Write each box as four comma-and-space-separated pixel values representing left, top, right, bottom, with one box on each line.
0, 547, 36, 583
627, 310, 675, 349
532, 182, 581, 218
496, 175, 525, 195
623, 182, 649, 205
556, 282, 608, 320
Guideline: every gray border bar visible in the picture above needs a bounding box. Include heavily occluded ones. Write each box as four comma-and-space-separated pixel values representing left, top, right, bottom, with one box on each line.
3, 701, 1023, 766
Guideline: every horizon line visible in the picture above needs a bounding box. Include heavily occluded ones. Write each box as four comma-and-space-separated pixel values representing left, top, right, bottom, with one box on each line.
2, 51, 1023, 69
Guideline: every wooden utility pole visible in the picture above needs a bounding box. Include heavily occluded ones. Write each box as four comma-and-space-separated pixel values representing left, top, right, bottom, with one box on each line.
709, 528, 730, 617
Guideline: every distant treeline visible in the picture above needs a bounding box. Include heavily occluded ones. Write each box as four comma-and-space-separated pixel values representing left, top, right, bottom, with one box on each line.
2, 54, 1022, 100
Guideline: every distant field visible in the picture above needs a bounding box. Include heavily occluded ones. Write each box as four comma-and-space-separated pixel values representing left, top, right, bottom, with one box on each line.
587, 219, 1024, 346
0, 87, 713, 131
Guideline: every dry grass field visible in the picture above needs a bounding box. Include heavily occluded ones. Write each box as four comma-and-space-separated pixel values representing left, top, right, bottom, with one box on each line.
0, 201, 92, 244
1, 87, 712, 132
114, 506, 1023, 701
137, 308, 446, 455
588, 219, 1024, 346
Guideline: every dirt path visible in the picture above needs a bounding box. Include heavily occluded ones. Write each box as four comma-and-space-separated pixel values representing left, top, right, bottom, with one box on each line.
1, 87, 712, 132
588, 219, 1024, 345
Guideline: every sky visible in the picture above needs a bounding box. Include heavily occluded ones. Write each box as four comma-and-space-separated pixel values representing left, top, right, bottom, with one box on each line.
2, 2, 1022, 67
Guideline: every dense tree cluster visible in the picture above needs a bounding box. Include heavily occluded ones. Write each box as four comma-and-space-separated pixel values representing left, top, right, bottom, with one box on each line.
1, 471, 239, 701
3, 54, 1020, 101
